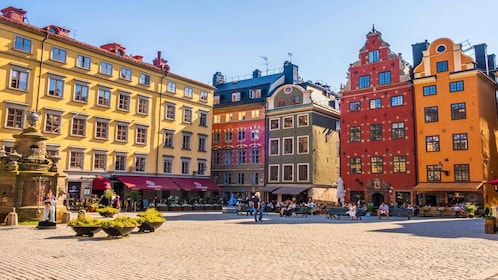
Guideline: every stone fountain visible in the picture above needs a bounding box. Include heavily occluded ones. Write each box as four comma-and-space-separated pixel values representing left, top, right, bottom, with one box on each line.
0, 111, 67, 223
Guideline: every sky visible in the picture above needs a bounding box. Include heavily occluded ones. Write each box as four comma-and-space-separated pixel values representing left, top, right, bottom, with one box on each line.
4, 0, 498, 91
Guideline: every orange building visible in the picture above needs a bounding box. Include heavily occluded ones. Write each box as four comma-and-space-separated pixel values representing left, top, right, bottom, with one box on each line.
412, 38, 498, 207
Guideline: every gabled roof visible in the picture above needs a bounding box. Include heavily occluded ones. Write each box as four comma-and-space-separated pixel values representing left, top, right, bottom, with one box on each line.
216, 73, 282, 92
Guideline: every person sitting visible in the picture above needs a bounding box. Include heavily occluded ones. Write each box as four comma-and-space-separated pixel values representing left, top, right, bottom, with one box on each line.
377, 202, 389, 219
346, 203, 357, 220
281, 200, 296, 217
451, 204, 463, 216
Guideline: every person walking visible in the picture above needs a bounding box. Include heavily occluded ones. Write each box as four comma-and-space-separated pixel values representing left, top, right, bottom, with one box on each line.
252, 192, 262, 222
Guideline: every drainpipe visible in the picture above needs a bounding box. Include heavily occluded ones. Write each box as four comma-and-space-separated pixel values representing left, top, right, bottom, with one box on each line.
155, 73, 168, 175
35, 32, 49, 112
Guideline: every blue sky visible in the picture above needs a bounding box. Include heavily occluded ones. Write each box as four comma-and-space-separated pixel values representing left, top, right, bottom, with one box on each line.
4, 1, 498, 91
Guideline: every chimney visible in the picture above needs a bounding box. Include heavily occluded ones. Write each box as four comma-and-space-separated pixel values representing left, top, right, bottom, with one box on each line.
1, 6, 26, 22
153, 51, 170, 72
133, 55, 143, 62
253, 69, 262, 78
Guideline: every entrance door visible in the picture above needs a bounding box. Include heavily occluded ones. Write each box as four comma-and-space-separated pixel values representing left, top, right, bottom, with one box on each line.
372, 193, 384, 207
426, 195, 437, 206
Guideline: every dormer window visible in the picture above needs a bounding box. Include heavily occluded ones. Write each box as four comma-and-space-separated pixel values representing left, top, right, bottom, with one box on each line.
48, 27, 57, 34
116, 49, 124, 56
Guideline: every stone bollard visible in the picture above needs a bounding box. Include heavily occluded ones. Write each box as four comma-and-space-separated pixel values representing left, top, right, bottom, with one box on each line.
4, 207, 18, 226
61, 212, 71, 224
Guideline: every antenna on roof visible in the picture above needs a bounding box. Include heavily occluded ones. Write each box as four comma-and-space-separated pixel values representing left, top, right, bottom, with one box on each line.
260, 56, 268, 75
288, 52, 293, 63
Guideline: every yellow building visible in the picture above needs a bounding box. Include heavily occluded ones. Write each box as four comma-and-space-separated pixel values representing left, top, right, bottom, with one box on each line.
0, 7, 216, 203
412, 38, 498, 207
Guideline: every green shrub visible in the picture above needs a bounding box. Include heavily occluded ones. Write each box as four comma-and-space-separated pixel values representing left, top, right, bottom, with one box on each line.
137, 208, 166, 223
97, 206, 119, 218
68, 216, 101, 227
101, 216, 141, 229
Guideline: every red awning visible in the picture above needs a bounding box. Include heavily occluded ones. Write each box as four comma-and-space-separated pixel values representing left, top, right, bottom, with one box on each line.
172, 178, 220, 192
485, 179, 498, 185
116, 176, 181, 191
93, 176, 112, 190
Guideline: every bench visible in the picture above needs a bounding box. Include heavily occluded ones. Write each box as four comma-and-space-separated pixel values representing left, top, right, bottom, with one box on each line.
293, 206, 312, 217
387, 208, 413, 219
326, 207, 350, 219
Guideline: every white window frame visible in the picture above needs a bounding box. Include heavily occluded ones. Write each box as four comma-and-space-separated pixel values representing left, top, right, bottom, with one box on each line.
74, 82, 89, 103
283, 116, 294, 129
51, 46, 67, 63
282, 164, 294, 182
269, 138, 280, 156
231, 92, 240, 102
76, 54, 91, 69
135, 126, 148, 145
269, 118, 279, 130
200, 91, 208, 102
115, 122, 129, 142
139, 73, 151, 86
99, 61, 113, 75
163, 156, 173, 174
114, 153, 127, 171
268, 164, 279, 182
183, 107, 193, 124
48, 75, 64, 98
134, 154, 146, 172
297, 114, 309, 127
137, 96, 149, 115
93, 151, 107, 171
297, 136, 309, 154
10, 66, 29, 91
199, 111, 208, 127
69, 149, 85, 170
165, 103, 176, 120
117, 91, 130, 111
120, 67, 132, 80
164, 129, 175, 148
167, 81, 176, 93
13, 35, 32, 53
185, 86, 193, 98
44, 110, 63, 134
94, 118, 109, 140
297, 163, 309, 182
282, 137, 294, 155
5, 103, 27, 129
97, 87, 111, 107
70, 115, 87, 137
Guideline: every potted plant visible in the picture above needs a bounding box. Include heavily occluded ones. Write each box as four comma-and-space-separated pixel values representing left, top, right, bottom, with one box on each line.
68, 211, 102, 237
101, 216, 141, 238
169, 203, 182, 211
97, 206, 119, 218
181, 203, 192, 211
466, 204, 476, 218
137, 208, 166, 233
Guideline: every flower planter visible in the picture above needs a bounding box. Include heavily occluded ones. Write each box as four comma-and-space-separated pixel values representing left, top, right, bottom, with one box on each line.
102, 226, 136, 237
182, 206, 192, 211
192, 206, 203, 211
169, 206, 181, 211
213, 206, 222, 211
157, 206, 168, 211
70, 226, 102, 237
138, 222, 164, 233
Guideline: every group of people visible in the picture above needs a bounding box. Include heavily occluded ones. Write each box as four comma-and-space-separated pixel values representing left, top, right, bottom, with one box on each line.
43, 190, 57, 222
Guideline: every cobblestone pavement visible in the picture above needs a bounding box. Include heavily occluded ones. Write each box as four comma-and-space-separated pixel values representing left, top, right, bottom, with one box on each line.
0, 212, 497, 280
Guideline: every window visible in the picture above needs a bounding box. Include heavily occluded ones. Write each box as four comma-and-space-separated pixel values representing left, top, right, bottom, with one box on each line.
44, 112, 62, 133
137, 96, 149, 115
424, 106, 438, 122
5, 106, 25, 129
212, 151, 221, 165
97, 87, 111, 107
269, 139, 279, 156
164, 130, 174, 148
139, 73, 150, 86
292, 96, 300, 104
250, 172, 259, 185
95, 119, 109, 140
250, 148, 260, 164
224, 150, 233, 165
297, 164, 309, 181
74, 83, 89, 102
120, 67, 132, 80
298, 114, 308, 127
370, 124, 382, 141
135, 126, 147, 145
270, 119, 279, 130
213, 132, 220, 143
51, 47, 67, 63
427, 165, 441, 182
198, 136, 207, 152
277, 99, 285, 107
350, 126, 361, 142
298, 136, 309, 154
423, 85, 437, 96
453, 133, 468, 150
183, 107, 192, 124
213, 95, 220, 105
116, 123, 128, 142
71, 117, 86, 136
283, 116, 293, 128
391, 122, 405, 139
350, 158, 361, 174
449, 81, 464, 92
379, 71, 391, 85
199, 111, 208, 127
237, 130, 246, 142
213, 115, 221, 123
76, 55, 91, 69
184, 87, 193, 98
426, 135, 440, 152
283, 164, 293, 181
269, 165, 279, 182
350, 101, 361, 112
167, 81, 176, 93
115, 154, 127, 171
436, 61, 448, 72
46, 146, 59, 158
368, 50, 379, 63
249, 89, 261, 99
455, 164, 470, 182
197, 161, 206, 175
359, 75, 370, 88
182, 133, 191, 150
135, 155, 146, 172
238, 112, 246, 121
118, 92, 130, 111
393, 155, 406, 173
200, 91, 208, 101
391, 96, 403, 106
99, 62, 113, 75
14, 36, 32, 52
225, 132, 233, 142
48, 76, 64, 97
231, 92, 240, 102
283, 137, 294, 155
371, 156, 383, 174
451, 103, 466, 120
93, 152, 107, 170
224, 173, 232, 184
10, 67, 29, 91
70, 150, 84, 169
250, 130, 260, 141
236, 150, 246, 164
227, 113, 234, 122
369, 99, 381, 109
163, 157, 173, 173
181, 159, 190, 175
166, 103, 176, 120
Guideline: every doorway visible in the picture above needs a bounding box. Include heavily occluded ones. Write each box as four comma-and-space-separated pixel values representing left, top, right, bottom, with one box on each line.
426, 195, 437, 206
372, 193, 385, 207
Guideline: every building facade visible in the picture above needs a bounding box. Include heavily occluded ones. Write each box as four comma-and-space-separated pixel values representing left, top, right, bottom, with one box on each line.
340, 27, 416, 207
412, 37, 498, 207
0, 6, 218, 206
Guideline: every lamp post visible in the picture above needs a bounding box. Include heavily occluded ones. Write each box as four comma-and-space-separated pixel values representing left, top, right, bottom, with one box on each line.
436, 162, 450, 176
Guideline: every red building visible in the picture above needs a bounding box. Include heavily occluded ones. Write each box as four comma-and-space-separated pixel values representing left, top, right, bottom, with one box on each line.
340, 27, 416, 207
